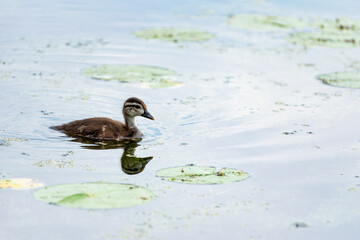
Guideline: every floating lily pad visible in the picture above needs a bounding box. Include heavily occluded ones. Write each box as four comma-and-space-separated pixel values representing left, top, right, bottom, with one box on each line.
317, 72, 360, 89
289, 17, 360, 47
288, 31, 360, 47
312, 18, 360, 32
156, 165, 249, 184
227, 14, 307, 31
82, 65, 180, 88
33, 182, 155, 209
0, 178, 43, 189
133, 28, 214, 42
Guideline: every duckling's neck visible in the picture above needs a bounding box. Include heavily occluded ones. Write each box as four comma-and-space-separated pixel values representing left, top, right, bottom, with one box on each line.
124, 115, 137, 129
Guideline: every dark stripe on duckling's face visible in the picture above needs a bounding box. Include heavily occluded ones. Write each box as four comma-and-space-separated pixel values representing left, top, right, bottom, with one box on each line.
123, 97, 154, 120
124, 104, 142, 109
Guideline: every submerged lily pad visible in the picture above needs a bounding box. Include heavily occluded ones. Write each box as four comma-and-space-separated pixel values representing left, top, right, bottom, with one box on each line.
82, 65, 180, 88
133, 28, 214, 42
227, 14, 307, 31
288, 31, 360, 47
0, 178, 43, 189
156, 165, 249, 184
33, 182, 155, 209
317, 72, 360, 89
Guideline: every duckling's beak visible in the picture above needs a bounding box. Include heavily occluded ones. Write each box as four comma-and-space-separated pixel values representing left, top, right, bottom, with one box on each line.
142, 110, 155, 120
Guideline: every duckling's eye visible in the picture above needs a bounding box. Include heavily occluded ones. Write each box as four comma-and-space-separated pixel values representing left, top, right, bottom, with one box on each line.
134, 105, 141, 109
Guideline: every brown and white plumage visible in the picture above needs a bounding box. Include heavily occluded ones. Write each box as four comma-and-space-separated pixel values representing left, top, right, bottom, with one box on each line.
52, 97, 154, 140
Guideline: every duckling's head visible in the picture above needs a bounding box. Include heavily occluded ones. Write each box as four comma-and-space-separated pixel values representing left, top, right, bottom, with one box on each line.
123, 97, 155, 120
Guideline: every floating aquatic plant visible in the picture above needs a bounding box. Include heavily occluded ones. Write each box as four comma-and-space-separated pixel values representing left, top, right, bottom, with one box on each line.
312, 18, 360, 32
293, 222, 308, 228
317, 71, 360, 89
82, 65, 180, 88
288, 31, 360, 48
289, 17, 360, 47
227, 14, 307, 31
156, 165, 249, 184
0, 137, 28, 146
33, 182, 155, 209
133, 28, 214, 42
0, 178, 43, 189
34, 159, 74, 168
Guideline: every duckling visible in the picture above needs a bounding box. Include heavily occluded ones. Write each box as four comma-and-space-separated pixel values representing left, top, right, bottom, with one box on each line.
52, 97, 154, 140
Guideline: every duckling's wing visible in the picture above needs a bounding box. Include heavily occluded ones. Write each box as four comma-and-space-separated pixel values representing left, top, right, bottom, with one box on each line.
55, 117, 125, 140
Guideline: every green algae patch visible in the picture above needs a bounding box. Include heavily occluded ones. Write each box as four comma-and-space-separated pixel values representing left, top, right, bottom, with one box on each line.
82, 65, 180, 88
33, 182, 155, 209
0, 178, 43, 189
312, 18, 360, 32
288, 31, 360, 47
156, 165, 249, 184
227, 14, 307, 31
0, 137, 28, 146
34, 159, 73, 168
133, 28, 214, 42
317, 72, 360, 89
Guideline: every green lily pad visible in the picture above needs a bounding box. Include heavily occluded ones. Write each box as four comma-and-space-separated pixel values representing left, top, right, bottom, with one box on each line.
227, 14, 307, 31
33, 182, 155, 209
133, 28, 214, 42
156, 165, 250, 184
312, 18, 360, 32
82, 65, 180, 88
317, 72, 360, 89
288, 31, 360, 48
289, 17, 360, 47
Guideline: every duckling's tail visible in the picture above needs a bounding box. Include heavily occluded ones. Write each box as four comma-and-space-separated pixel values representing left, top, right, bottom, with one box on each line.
50, 125, 60, 131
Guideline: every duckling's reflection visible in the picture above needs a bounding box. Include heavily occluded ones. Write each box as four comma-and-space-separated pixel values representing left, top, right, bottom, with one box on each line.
70, 137, 130, 150
69, 137, 153, 175
121, 141, 153, 175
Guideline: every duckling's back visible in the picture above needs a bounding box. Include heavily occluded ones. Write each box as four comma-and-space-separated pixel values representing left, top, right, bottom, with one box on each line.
52, 117, 132, 140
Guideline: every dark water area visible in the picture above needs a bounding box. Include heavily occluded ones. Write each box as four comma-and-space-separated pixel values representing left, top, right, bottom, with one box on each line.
1, 0, 360, 239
